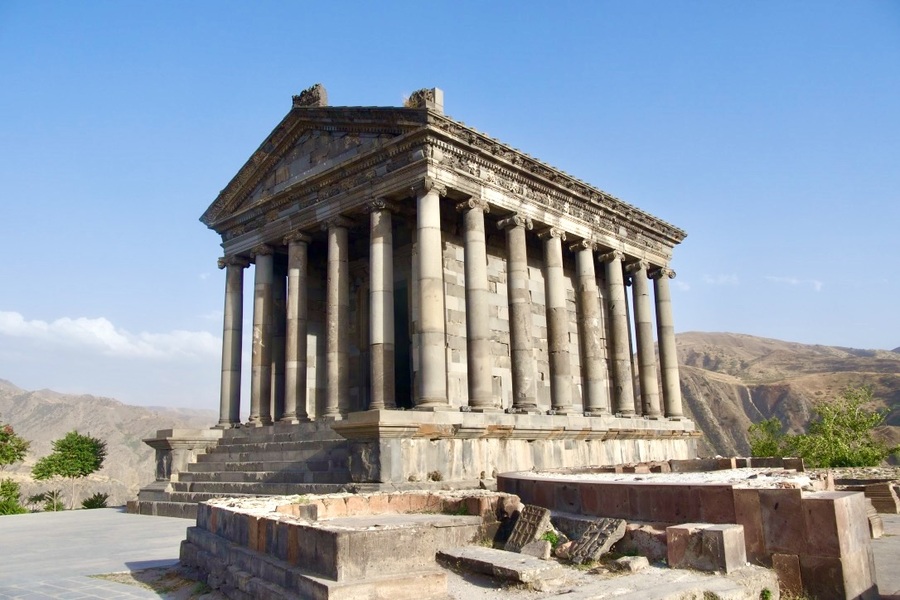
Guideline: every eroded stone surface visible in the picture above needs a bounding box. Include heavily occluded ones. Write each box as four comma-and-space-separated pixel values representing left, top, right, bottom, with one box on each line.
569, 518, 626, 564
504, 505, 552, 553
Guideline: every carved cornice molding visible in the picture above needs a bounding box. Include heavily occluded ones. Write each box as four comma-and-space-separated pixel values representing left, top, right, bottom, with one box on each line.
497, 214, 533, 231
456, 198, 489, 213
217, 255, 251, 269
292, 83, 328, 108
649, 267, 676, 280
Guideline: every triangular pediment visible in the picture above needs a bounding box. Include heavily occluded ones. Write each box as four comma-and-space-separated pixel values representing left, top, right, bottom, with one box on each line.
201, 107, 427, 229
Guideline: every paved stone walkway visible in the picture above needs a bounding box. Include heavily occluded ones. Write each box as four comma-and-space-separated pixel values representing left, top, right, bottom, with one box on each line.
0, 508, 188, 599
1, 508, 898, 598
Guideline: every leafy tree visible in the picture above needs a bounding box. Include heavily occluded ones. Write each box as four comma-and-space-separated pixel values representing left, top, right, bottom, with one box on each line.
32, 431, 107, 510
28, 490, 64, 511
0, 423, 29, 470
0, 478, 28, 515
748, 417, 788, 458
747, 386, 898, 468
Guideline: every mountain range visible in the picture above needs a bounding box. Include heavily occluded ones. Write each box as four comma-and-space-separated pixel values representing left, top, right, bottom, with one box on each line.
1, 332, 897, 506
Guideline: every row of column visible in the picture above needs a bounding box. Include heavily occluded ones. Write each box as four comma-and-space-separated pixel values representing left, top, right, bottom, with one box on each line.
216, 182, 683, 426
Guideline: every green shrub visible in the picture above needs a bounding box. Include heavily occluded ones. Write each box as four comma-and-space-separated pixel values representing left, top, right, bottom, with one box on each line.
81, 492, 109, 509
748, 417, 788, 457
747, 386, 898, 468
0, 479, 27, 515
29, 490, 64, 512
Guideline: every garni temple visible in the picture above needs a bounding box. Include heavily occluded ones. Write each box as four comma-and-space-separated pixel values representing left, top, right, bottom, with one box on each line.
134, 85, 699, 516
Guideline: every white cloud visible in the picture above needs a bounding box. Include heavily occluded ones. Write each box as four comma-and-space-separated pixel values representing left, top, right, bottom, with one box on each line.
765, 276, 823, 292
702, 274, 740, 286
0, 311, 220, 360
674, 281, 691, 291
199, 272, 210, 280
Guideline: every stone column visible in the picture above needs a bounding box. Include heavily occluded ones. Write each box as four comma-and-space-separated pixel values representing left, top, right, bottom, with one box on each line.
458, 198, 497, 411
651, 268, 684, 418
627, 260, 662, 418
323, 217, 351, 419
271, 261, 287, 421
249, 244, 274, 426
599, 251, 635, 416
217, 255, 249, 428
368, 200, 395, 410
283, 232, 311, 422
413, 180, 449, 409
571, 240, 610, 415
540, 227, 572, 414
498, 214, 537, 413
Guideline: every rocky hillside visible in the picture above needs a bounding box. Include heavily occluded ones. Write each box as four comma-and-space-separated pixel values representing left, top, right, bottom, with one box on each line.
0, 379, 216, 507
676, 332, 900, 458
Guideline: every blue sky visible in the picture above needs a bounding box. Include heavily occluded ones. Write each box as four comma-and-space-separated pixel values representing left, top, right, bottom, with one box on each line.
1, 1, 898, 409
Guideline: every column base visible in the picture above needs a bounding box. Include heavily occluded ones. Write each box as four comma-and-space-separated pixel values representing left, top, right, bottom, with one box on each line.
320, 414, 345, 422
247, 418, 273, 427
212, 421, 240, 430
616, 412, 638, 418
414, 403, 456, 412
467, 406, 503, 413
547, 408, 572, 416
667, 416, 686, 421
583, 410, 610, 418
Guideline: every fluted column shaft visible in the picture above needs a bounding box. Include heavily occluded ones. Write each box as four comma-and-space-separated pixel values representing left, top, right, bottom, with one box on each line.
414, 181, 449, 409
499, 215, 537, 412
460, 199, 496, 410
368, 201, 395, 410
249, 246, 274, 425
541, 228, 572, 414
324, 218, 350, 419
601, 251, 635, 415
217, 256, 248, 427
629, 261, 661, 417
283, 233, 311, 422
271, 261, 287, 421
573, 242, 610, 415
652, 268, 684, 418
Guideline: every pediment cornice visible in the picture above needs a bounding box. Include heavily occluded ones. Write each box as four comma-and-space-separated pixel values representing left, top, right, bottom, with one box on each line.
200, 107, 430, 228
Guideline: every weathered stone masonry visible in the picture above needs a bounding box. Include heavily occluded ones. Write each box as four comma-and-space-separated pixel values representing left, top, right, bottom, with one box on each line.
198, 85, 699, 484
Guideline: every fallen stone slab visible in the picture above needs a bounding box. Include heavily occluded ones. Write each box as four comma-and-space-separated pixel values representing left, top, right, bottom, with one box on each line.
520, 539, 552, 560
667, 523, 747, 574
569, 517, 627, 564
504, 504, 552, 552
611, 555, 650, 572
437, 546, 566, 587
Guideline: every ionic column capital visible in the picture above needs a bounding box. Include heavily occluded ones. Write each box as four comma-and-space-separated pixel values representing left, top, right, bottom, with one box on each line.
568, 239, 597, 253
456, 198, 490, 213
625, 259, 649, 273
251, 244, 275, 258
649, 267, 676, 280
283, 231, 312, 246
411, 177, 447, 198
322, 215, 353, 231
598, 250, 624, 263
218, 255, 251, 269
364, 198, 396, 213
537, 227, 567, 241
497, 214, 533, 231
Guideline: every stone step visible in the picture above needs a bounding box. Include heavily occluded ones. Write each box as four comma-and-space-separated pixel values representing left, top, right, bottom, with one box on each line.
436, 546, 567, 587
167, 491, 264, 503
219, 422, 343, 444
187, 458, 347, 473
171, 480, 353, 496
182, 527, 449, 599
192, 510, 483, 582
205, 439, 348, 454
178, 469, 348, 485
195, 446, 350, 464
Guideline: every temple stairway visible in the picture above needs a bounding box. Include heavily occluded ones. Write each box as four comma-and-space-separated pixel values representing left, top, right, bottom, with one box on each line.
129, 421, 356, 519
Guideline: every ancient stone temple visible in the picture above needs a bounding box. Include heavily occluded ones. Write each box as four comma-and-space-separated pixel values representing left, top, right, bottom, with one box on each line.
133, 85, 699, 517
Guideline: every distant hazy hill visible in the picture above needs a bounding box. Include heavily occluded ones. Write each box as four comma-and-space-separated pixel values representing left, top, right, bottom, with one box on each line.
0, 379, 216, 507
676, 332, 900, 458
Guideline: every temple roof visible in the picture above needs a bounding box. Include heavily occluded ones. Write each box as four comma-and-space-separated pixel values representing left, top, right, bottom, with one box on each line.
200, 85, 686, 257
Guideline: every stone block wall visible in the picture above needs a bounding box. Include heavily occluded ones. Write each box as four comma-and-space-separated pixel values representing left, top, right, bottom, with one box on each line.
497, 471, 879, 599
